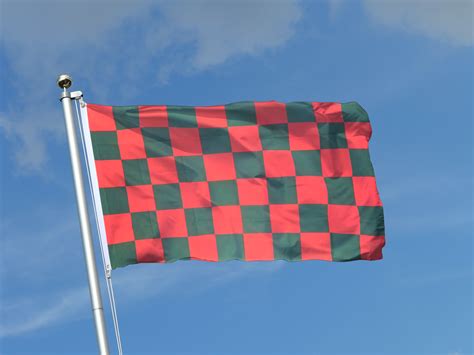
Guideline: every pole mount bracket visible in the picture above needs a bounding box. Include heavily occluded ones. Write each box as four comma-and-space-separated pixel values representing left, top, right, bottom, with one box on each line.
59, 90, 83, 101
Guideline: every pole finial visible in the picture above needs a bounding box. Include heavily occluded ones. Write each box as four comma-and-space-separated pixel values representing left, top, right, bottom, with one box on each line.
57, 74, 72, 89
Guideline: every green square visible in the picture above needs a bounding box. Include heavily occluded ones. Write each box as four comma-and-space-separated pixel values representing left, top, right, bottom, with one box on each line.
292, 151, 322, 176
259, 124, 290, 150
318, 123, 347, 149
200, 128, 231, 154
175, 156, 207, 182
286, 102, 315, 122
113, 106, 139, 130
131, 212, 159, 239
325, 178, 355, 205
122, 159, 151, 186
350, 149, 375, 176
273, 233, 301, 261
142, 128, 173, 157
100, 187, 129, 215
91, 132, 120, 160
299, 204, 329, 232
241, 206, 271, 233
342, 102, 369, 122
167, 106, 197, 127
268, 177, 297, 204
162, 238, 190, 262
185, 208, 214, 236
209, 180, 239, 206
216, 234, 244, 261
109, 242, 137, 269
331, 233, 361, 261
233, 152, 265, 178
358, 206, 385, 236
225, 102, 257, 126
153, 184, 182, 210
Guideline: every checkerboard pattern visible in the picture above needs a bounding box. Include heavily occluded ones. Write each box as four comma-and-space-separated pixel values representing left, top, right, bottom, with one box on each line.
86, 101, 385, 269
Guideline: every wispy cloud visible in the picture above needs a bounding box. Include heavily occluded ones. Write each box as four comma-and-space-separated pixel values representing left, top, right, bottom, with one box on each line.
0, 208, 79, 281
0, 285, 90, 337
0, 262, 283, 337
0, 200, 283, 337
0, 0, 301, 173
363, 0, 473, 46
155, 0, 301, 73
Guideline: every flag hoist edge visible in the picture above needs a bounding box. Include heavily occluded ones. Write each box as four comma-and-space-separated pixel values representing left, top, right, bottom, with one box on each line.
80, 101, 385, 270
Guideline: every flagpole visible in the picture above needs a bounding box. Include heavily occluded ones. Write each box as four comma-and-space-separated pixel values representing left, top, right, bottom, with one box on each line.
58, 74, 110, 355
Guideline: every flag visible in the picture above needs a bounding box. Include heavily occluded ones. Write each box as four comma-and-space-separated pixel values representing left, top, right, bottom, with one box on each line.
81, 101, 385, 269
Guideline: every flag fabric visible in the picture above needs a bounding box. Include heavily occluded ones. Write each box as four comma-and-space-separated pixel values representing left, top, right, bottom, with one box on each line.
82, 101, 385, 269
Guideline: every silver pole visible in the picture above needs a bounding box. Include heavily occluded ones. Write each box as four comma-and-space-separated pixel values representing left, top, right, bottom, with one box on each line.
57, 74, 110, 355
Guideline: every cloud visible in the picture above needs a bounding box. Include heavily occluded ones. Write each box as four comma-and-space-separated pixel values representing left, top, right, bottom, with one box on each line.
0, 200, 283, 338
156, 0, 301, 70
0, 108, 63, 173
363, 0, 473, 46
0, 0, 301, 173
0, 286, 90, 337
0, 262, 283, 337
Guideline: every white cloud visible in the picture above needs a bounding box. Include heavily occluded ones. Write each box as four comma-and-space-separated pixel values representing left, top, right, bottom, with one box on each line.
0, 0, 301, 173
0, 199, 283, 338
363, 0, 473, 46
156, 0, 301, 69
0, 286, 90, 337
0, 0, 154, 172
0, 262, 283, 337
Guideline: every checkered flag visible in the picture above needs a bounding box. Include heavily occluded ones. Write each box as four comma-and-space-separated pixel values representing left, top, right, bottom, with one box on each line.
81, 101, 385, 269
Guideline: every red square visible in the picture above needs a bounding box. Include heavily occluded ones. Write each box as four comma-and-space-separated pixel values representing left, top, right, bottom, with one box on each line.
104, 213, 134, 244
312, 102, 343, 122
87, 104, 116, 131
180, 182, 211, 208
157, 209, 187, 238
117, 128, 146, 159
229, 126, 262, 152
288, 123, 320, 150
148, 157, 179, 184
328, 205, 360, 234
345, 122, 371, 149
269, 204, 300, 233
236, 178, 269, 205
169, 128, 202, 156
353, 177, 382, 206
139, 105, 168, 127
263, 150, 295, 177
196, 106, 227, 128
360, 235, 385, 260
203, 153, 236, 181
126, 185, 156, 213
243, 233, 274, 261
300, 232, 332, 261
136, 239, 165, 263
189, 235, 218, 261
212, 206, 243, 234
255, 101, 288, 125
95, 160, 125, 188
321, 149, 352, 177
295, 176, 328, 204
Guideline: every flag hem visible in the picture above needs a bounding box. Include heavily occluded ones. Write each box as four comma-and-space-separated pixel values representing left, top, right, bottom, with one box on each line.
79, 102, 112, 273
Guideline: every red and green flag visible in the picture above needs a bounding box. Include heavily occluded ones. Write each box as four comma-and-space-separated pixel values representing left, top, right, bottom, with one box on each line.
81, 101, 385, 269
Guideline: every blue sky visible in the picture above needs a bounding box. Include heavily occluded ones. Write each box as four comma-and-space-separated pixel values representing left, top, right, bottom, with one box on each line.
0, 1, 472, 354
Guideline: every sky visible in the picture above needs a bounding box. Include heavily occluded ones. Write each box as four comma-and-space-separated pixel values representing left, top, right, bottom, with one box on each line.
0, 0, 473, 354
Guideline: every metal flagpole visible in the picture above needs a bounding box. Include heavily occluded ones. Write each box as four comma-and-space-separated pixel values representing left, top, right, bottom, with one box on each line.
57, 74, 110, 355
